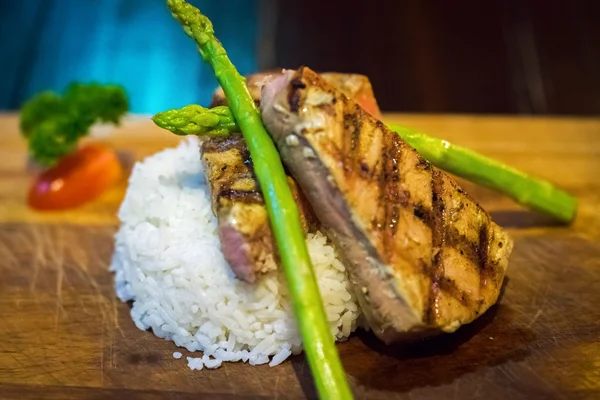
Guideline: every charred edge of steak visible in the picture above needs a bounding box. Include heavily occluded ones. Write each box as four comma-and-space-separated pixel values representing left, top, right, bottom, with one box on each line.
288, 76, 306, 113
202, 133, 249, 157
202, 135, 255, 173
218, 188, 264, 204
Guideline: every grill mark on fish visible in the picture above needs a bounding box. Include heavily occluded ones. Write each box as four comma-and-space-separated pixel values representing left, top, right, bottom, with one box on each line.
319, 102, 336, 116
411, 155, 436, 231
427, 168, 446, 324
427, 252, 442, 324
218, 188, 264, 204
478, 222, 490, 271
350, 121, 363, 178
342, 112, 363, 177
444, 227, 480, 267
482, 259, 501, 292
341, 114, 353, 176
360, 162, 370, 176
351, 122, 361, 155
203, 136, 255, 173
413, 203, 433, 228
382, 129, 402, 252
475, 221, 492, 314
351, 109, 363, 156
374, 128, 389, 234
388, 134, 402, 236
374, 127, 396, 234
417, 193, 495, 313
437, 277, 472, 307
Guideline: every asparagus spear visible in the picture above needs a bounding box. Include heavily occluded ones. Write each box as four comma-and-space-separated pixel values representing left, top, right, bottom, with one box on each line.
388, 123, 578, 223
153, 104, 235, 137
153, 105, 236, 136
152, 104, 577, 223
165, 1, 353, 399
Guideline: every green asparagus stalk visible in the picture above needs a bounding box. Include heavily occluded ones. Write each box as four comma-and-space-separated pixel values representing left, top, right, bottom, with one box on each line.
152, 105, 236, 136
165, 1, 353, 399
388, 123, 577, 223
152, 104, 577, 223
153, 103, 235, 137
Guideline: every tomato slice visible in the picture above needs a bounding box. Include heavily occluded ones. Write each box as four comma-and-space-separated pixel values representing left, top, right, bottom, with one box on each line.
355, 93, 382, 120
28, 143, 123, 210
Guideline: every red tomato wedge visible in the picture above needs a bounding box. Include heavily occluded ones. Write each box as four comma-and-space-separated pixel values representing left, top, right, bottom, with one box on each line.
355, 93, 382, 120
28, 143, 123, 210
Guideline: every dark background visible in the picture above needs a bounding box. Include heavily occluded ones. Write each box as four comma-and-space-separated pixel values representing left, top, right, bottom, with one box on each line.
1, 0, 599, 115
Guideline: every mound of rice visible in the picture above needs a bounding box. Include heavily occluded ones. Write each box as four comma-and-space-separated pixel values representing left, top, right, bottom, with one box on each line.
111, 138, 361, 368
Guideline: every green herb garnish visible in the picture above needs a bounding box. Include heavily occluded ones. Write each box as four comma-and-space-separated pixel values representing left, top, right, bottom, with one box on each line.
20, 83, 128, 166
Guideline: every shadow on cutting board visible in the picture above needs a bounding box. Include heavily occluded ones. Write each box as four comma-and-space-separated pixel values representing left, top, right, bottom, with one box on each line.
490, 209, 566, 229
350, 301, 538, 394
291, 280, 538, 396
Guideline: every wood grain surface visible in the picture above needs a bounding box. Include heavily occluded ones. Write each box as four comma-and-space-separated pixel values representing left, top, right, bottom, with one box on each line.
0, 113, 599, 399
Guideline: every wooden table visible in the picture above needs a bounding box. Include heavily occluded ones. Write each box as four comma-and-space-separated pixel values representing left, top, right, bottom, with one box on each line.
1, 113, 599, 399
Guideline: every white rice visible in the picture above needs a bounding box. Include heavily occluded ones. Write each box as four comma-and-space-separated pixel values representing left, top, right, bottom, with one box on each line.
110, 137, 360, 368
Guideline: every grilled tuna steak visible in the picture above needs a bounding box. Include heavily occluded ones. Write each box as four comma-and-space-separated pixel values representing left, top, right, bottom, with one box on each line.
201, 134, 314, 282
204, 71, 380, 282
261, 67, 513, 342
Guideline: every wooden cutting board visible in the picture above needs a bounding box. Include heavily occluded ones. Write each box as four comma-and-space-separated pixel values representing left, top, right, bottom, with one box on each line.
1, 113, 599, 400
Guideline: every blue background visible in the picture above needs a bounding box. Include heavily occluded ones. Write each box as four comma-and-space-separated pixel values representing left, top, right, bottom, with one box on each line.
0, 0, 258, 114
